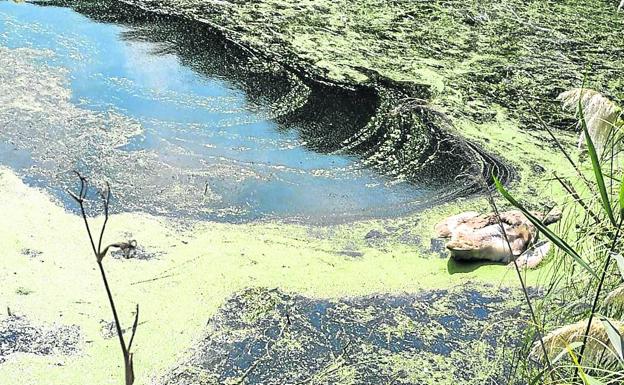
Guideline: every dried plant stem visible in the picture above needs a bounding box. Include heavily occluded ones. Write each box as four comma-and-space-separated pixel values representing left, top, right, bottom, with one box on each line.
68, 172, 139, 385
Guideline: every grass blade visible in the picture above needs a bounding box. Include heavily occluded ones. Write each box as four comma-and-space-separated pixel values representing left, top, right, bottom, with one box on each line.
578, 90, 617, 226
612, 252, 624, 280
552, 341, 583, 365
599, 316, 624, 362
619, 173, 624, 218
568, 345, 606, 385
494, 175, 598, 279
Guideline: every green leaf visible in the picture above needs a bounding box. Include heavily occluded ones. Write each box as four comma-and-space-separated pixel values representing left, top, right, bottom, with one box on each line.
567, 345, 606, 385
619, 173, 624, 219
578, 90, 617, 227
612, 252, 624, 281
494, 175, 598, 279
600, 316, 624, 362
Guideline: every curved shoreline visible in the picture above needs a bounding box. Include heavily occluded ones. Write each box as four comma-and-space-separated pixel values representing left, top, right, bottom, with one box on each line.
32, 0, 624, 218
108, 0, 516, 194
23, 0, 517, 223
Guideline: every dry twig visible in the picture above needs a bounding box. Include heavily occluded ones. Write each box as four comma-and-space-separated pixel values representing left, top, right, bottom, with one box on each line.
68, 171, 139, 385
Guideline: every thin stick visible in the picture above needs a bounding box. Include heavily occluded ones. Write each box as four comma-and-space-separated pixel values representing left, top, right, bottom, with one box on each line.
485, 188, 555, 376
97, 184, 111, 255
128, 304, 140, 352
68, 172, 138, 385
457, 130, 554, 378
97, 261, 128, 358
552, 172, 601, 225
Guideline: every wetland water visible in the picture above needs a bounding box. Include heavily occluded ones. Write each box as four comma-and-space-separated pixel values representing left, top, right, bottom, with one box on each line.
0, 1, 471, 222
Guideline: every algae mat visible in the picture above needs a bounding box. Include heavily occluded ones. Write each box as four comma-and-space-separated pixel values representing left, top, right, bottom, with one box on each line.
118, 0, 624, 126
116, 0, 624, 200
0, 0, 581, 384
163, 287, 526, 385
1, 0, 495, 222
0, 166, 539, 384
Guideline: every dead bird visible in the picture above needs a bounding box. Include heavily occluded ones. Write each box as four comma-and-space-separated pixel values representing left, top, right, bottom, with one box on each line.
435, 209, 561, 264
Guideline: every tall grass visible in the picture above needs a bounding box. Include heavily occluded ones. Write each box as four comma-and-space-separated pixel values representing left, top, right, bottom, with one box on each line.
495, 89, 624, 384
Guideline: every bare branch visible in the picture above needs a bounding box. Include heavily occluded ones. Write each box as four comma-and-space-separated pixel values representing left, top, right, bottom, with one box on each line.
128, 304, 140, 352
70, 172, 98, 258
69, 173, 138, 385
97, 182, 111, 255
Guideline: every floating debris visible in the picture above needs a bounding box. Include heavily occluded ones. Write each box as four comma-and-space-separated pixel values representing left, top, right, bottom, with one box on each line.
0, 315, 80, 364
162, 287, 525, 385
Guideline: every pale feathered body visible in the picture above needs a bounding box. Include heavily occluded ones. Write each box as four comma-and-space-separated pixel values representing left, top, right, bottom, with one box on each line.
435, 210, 561, 263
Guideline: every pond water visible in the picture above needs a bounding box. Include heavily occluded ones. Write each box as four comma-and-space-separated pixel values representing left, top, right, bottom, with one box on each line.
0, 1, 463, 222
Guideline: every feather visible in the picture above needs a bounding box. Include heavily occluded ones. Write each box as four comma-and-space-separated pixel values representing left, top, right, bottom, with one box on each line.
604, 285, 624, 307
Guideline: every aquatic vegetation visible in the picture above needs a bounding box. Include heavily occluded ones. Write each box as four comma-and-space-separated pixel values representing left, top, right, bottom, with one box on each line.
162, 287, 526, 385
494, 92, 624, 384
84, 0, 517, 192
106, 0, 624, 242
0, 163, 538, 384
1, 1, 493, 222
0, 315, 80, 364
116, 0, 624, 134
3, 1, 624, 384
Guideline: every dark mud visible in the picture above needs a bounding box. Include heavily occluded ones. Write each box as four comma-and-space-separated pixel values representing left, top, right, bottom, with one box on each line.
162, 287, 527, 385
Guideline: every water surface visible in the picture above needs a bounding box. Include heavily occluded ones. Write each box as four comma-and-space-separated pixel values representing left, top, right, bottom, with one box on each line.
0, 1, 449, 222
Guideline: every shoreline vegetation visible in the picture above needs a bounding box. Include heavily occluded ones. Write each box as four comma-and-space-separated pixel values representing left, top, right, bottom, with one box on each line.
2, 0, 624, 384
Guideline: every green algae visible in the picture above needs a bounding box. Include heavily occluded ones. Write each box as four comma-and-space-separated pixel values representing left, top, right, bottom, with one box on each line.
3, 0, 615, 383
117, 0, 624, 122
10, 0, 491, 221
0, 164, 539, 384
162, 286, 526, 384
0, 35, 569, 383
0, 315, 81, 364
115, 0, 624, 196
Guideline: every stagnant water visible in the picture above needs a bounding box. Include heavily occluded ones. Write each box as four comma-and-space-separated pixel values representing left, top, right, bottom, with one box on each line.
0, 1, 469, 222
